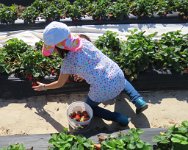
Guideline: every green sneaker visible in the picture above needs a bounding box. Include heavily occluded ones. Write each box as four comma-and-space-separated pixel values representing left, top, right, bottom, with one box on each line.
133, 98, 148, 114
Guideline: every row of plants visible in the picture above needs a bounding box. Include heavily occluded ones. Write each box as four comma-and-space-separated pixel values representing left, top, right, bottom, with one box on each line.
0, 29, 188, 82
1, 120, 188, 150
1, 0, 188, 24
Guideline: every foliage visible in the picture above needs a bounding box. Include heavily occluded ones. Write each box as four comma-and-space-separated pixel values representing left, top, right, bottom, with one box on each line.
130, 0, 157, 17
0, 4, 17, 24
21, 6, 39, 24
90, 0, 112, 20
153, 120, 188, 150
31, 0, 48, 13
173, 0, 188, 19
101, 128, 152, 150
49, 128, 94, 150
72, 0, 91, 17
1, 38, 32, 75
154, 30, 188, 73
119, 29, 157, 79
50, 0, 70, 19
107, 0, 129, 20
0, 143, 26, 150
0, 38, 61, 80
42, 4, 61, 22
95, 31, 122, 67
66, 4, 82, 21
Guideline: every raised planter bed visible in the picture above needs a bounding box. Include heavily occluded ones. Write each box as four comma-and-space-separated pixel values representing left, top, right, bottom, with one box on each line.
0, 13, 187, 32
0, 128, 165, 149
1, 70, 188, 99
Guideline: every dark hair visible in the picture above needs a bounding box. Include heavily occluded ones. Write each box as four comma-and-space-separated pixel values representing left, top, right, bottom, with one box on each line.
55, 46, 68, 59
78, 34, 92, 42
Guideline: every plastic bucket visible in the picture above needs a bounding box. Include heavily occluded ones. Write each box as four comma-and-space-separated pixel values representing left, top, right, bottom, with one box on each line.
67, 101, 93, 129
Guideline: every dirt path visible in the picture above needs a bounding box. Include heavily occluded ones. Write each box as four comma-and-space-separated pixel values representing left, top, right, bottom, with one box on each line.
0, 90, 188, 136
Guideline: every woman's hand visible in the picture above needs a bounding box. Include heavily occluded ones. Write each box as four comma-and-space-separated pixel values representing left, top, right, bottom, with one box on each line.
32, 82, 47, 91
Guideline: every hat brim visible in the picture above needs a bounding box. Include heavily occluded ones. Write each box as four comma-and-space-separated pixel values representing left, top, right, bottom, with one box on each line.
42, 44, 55, 56
42, 34, 83, 56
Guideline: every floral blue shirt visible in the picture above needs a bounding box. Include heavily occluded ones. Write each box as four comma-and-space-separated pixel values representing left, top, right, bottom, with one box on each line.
61, 39, 125, 102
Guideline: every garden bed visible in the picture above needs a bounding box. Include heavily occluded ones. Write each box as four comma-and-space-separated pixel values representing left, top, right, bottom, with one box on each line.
0, 128, 165, 149
0, 15, 187, 32
1, 70, 188, 99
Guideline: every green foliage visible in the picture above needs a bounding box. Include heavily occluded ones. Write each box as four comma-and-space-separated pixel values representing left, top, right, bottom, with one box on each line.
90, 0, 112, 20
153, 120, 188, 150
0, 4, 17, 24
49, 128, 94, 150
154, 30, 188, 73
50, 0, 70, 18
95, 31, 122, 66
1, 38, 32, 74
21, 6, 39, 24
119, 29, 157, 79
173, 0, 188, 18
130, 0, 157, 17
31, 0, 48, 13
0, 143, 26, 150
35, 40, 44, 51
73, 0, 91, 17
42, 4, 61, 22
101, 128, 152, 150
0, 38, 61, 79
66, 4, 82, 21
107, 0, 130, 20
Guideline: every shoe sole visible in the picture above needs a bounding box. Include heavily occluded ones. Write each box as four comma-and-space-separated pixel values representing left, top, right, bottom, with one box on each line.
136, 104, 148, 114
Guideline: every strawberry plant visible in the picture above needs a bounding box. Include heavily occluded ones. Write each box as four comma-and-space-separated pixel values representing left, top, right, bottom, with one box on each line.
1, 38, 32, 75
153, 121, 188, 150
72, 0, 92, 17
21, 6, 39, 24
173, 0, 188, 19
130, 0, 157, 17
154, 31, 188, 73
154, 0, 169, 17
49, 128, 94, 150
42, 4, 61, 22
50, 0, 70, 19
31, 0, 48, 14
101, 128, 152, 150
119, 29, 157, 80
0, 4, 18, 24
95, 31, 122, 63
106, 0, 130, 20
0, 143, 26, 150
90, 0, 111, 21
66, 4, 82, 21
0, 38, 61, 81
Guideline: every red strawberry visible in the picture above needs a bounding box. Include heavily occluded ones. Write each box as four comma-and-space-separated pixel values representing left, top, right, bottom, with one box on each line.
75, 114, 81, 121
69, 112, 76, 119
94, 144, 101, 150
82, 111, 89, 117
32, 81, 38, 86
26, 74, 33, 81
51, 69, 55, 76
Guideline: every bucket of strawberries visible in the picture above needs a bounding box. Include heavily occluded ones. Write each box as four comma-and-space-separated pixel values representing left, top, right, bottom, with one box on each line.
67, 101, 93, 129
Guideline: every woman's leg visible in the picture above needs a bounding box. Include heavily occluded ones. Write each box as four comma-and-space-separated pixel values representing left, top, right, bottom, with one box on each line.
124, 79, 148, 114
85, 97, 130, 126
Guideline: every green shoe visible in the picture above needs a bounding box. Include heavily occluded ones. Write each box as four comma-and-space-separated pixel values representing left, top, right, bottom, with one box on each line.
133, 98, 148, 114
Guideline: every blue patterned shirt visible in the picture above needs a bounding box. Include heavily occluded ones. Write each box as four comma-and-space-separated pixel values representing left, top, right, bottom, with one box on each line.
61, 39, 125, 102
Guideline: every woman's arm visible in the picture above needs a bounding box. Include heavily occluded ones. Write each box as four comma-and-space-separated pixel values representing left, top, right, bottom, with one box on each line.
32, 73, 69, 91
